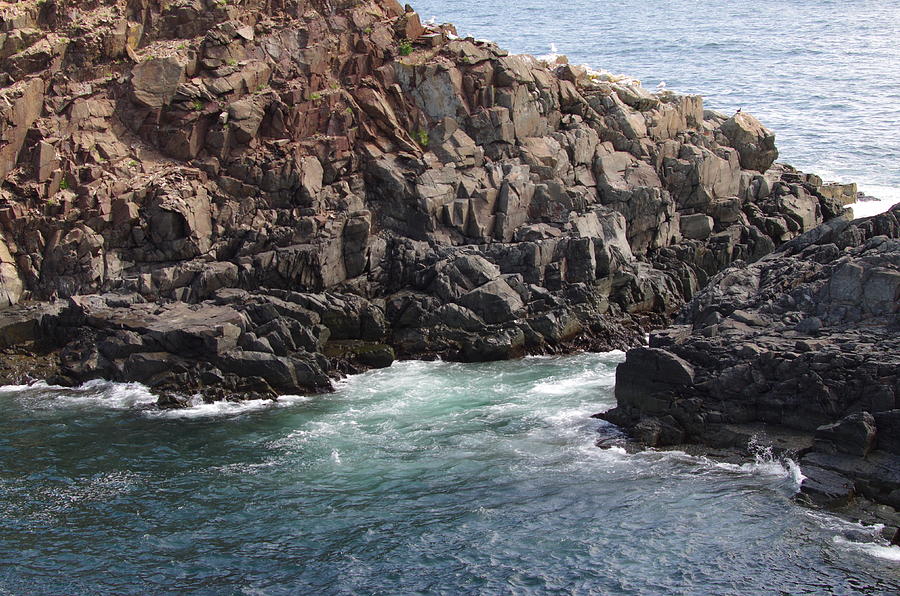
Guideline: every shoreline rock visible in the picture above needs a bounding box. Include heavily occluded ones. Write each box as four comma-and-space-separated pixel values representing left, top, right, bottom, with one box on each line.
602, 204, 900, 534
0, 0, 855, 409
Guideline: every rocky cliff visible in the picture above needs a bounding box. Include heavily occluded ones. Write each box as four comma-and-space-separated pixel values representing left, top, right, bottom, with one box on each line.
604, 204, 900, 526
0, 0, 846, 402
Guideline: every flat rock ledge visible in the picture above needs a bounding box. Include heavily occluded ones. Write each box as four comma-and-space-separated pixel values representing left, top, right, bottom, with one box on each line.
603, 204, 900, 537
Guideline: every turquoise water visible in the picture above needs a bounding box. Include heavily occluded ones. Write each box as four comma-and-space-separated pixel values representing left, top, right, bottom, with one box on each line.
413, 0, 900, 216
2, 353, 899, 594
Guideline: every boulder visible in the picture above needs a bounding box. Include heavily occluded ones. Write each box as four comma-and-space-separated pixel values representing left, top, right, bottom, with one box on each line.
456, 278, 525, 325
131, 57, 185, 108
720, 112, 778, 172
679, 213, 714, 240
815, 412, 877, 457
614, 346, 695, 408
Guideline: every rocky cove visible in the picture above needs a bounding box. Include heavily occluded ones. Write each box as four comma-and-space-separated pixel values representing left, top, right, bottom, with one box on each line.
0, 0, 898, 544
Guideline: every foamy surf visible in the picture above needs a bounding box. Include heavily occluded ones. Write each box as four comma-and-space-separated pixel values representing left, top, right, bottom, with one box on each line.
602, 442, 804, 489
852, 183, 899, 219
0, 379, 158, 410
530, 369, 616, 396
145, 394, 312, 419
833, 537, 900, 562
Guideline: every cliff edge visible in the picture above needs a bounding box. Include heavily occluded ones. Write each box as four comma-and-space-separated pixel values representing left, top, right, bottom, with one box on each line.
0, 0, 846, 402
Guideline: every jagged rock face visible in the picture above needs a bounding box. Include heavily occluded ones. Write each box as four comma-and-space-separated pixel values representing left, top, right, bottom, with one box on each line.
604, 205, 900, 510
0, 0, 848, 398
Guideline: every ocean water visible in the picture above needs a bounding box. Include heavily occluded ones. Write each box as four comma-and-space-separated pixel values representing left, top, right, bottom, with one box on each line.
3, 3, 900, 593
2, 353, 899, 594
414, 0, 900, 217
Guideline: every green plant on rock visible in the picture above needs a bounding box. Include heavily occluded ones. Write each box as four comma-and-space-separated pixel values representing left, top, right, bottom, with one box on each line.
413, 129, 429, 148
58, 178, 69, 190
399, 40, 413, 56
192, 99, 204, 111
308, 91, 322, 101
225, 58, 238, 66
363, 26, 372, 34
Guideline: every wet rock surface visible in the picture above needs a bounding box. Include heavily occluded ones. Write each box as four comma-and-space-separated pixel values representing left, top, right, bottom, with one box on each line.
0, 0, 851, 406
604, 205, 900, 529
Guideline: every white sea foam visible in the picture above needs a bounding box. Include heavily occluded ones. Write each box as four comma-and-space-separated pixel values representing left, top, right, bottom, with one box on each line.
1, 379, 159, 410
535, 43, 560, 63
146, 394, 311, 419
0, 380, 64, 393
712, 457, 804, 485
531, 371, 615, 396
852, 183, 899, 218
833, 536, 900, 562
709, 440, 805, 487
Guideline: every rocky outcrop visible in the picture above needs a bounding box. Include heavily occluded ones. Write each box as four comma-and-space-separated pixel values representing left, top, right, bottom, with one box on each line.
0, 0, 846, 403
604, 205, 900, 517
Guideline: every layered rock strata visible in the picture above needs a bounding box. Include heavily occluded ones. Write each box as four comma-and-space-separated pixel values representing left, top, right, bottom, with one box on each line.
0, 0, 844, 402
604, 205, 900, 521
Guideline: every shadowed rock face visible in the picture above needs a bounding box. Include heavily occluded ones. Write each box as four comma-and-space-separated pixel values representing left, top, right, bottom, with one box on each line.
0, 0, 847, 402
603, 205, 900, 515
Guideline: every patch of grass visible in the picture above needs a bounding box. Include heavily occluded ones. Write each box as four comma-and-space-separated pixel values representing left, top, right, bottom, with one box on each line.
225, 58, 238, 66
399, 40, 413, 56
58, 178, 69, 191
363, 26, 372, 34
345, 106, 353, 115
413, 129, 429, 147
192, 99, 204, 111
308, 92, 322, 101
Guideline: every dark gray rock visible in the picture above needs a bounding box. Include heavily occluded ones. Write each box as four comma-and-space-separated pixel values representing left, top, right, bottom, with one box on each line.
605, 204, 900, 512
800, 466, 856, 509
815, 412, 877, 457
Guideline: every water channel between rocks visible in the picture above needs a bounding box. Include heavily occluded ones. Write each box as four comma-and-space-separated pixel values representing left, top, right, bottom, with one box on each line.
1, 352, 898, 594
